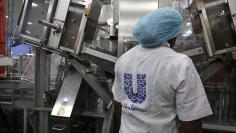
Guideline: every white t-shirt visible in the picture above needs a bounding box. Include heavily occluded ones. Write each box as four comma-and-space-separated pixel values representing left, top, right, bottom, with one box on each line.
112, 45, 213, 133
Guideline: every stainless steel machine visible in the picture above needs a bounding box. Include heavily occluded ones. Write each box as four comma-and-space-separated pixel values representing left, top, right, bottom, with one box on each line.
7, 0, 236, 133
173, 0, 236, 132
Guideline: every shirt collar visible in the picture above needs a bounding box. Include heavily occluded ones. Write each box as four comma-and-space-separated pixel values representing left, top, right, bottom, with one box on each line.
162, 42, 170, 48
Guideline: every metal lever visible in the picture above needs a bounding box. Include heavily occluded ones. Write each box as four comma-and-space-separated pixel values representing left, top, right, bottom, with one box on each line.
38, 20, 61, 33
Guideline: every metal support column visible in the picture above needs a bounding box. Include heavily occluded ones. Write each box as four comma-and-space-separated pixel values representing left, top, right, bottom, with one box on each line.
23, 109, 28, 133
34, 49, 51, 133
35, 49, 50, 107
39, 111, 49, 133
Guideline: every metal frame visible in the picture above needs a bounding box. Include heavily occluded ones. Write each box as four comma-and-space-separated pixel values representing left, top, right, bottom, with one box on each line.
82, 47, 117, 63
47, 0, 71, 48
18, 0, 35, 42
70, 58, 112, 105
0, 80, 34, 133
203, 123, 236, 132
41, 0, 59, 44
181, 47, 204, 57
59, 1, 88, 54
47, 0, 102, 55
51, 67, 83, 117
15, 1, 113, 133
48, 59, 115, 133
17, 0, 59, 45
30, 1, 59, 133
20, 34, 42, 44
74, 13, 88, 54
198, 1, 236, 56
34, 49, 51, 133
18, 0, 49, 44
69, 58, 114, 133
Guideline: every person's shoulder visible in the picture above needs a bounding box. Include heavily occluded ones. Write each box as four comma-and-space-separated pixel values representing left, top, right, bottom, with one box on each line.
164, 50, 192, 67
172, 52, 191, 61
116, 45, 139, 61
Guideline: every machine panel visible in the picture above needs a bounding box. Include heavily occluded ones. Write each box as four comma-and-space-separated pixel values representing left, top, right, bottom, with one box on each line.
19, 0, 50, 43
199, 0, 236, 56
48, 0, 102, 54
51, 67, 82, 117
47, 0, 71, 49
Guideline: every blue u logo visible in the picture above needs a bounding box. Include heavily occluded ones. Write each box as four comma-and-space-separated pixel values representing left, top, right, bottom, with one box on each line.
124, 73, 146, 104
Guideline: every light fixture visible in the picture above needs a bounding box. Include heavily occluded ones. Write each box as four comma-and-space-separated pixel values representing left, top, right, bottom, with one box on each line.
27, 53, 34, 56
6, 16, 8, 18
26, 30, 31, 34
63, 98, 68, 103
107, 19, 113, 26
27, 22, 33, 25
186, 22, 192, 27
182, 30, 193, 37
32, 3, 38, 7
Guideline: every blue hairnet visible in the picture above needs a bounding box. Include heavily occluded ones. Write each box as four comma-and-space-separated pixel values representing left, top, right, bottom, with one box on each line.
133, 7, 183, 48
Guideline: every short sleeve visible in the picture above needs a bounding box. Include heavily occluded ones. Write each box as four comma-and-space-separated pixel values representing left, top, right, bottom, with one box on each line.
112, 60, 122, 102
175, 56, 213, 121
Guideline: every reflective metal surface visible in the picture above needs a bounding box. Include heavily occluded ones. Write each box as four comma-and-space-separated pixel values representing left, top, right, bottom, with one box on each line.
203, 123, 236, 132
48, 0, 70, 48
59, 3, 85, 52
206, 2, 236, 51
77, 0, 102, 54
51, 67, 82, 117
70, 59, 112, 105
118, 0, 158, 56
198, 0, 236, 56
47, 0, 102, 54
19, 0, 50, 41
181, 47, 204, 57
82, 47, 117, 63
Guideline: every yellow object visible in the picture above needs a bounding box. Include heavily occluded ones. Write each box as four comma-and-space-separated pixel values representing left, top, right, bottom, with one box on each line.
84, 8, 90, 16
57, 107, 65, 116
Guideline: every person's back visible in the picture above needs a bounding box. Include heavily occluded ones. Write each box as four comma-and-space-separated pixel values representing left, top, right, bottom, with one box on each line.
112, 7, 212, 133
114, 44, 212, 133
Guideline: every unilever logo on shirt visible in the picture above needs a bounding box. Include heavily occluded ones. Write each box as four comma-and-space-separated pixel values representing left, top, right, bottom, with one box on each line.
124, 73, 147, 112
124, 73, 147, 111
124, 73, 147, 104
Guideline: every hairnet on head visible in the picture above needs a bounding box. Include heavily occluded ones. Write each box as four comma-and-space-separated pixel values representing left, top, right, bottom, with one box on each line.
133, 7, 183, 48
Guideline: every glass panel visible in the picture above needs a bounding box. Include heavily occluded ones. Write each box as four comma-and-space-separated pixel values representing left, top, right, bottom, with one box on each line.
21, 0, 50, 39
206, 3, 236, 51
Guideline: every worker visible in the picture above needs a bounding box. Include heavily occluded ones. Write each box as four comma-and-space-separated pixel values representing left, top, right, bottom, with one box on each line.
112, 7, 212, 133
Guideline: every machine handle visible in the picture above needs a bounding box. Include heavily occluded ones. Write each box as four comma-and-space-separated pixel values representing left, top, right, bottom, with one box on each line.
38, 20, 61, 33
52, 124, 66, 131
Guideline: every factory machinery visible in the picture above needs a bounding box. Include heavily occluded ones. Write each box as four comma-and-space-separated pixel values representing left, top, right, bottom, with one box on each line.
0, 0, 236, 133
